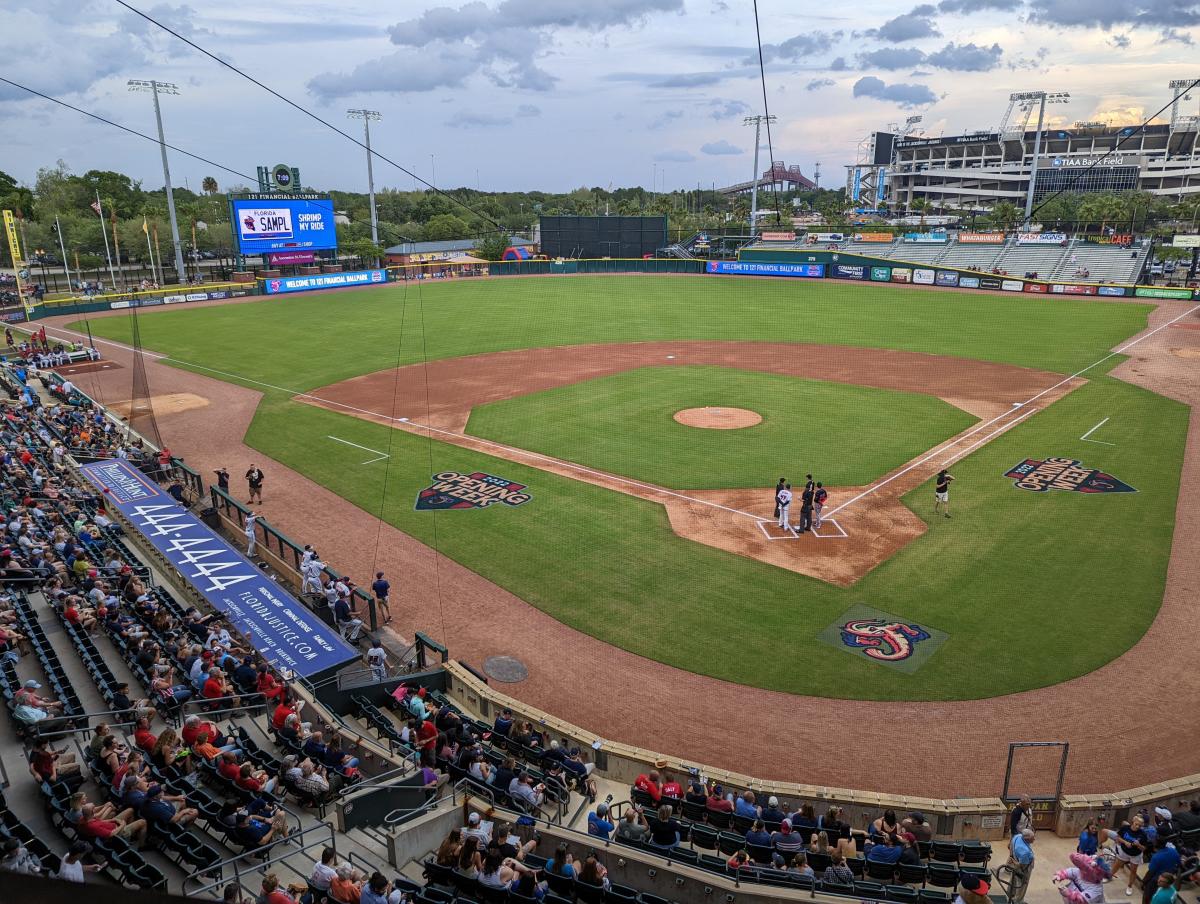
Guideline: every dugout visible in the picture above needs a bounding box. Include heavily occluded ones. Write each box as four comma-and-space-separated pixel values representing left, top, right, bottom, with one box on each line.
539, 215, 667, 259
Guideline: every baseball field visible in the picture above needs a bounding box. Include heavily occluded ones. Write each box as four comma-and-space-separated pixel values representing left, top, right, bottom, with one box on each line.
73, 275, 1188, 701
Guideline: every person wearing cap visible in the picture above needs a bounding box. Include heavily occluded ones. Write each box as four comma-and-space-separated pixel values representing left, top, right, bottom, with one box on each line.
771, 819, 807, 864
898, 832, 922, 866
142, 783, 199, 828
955, 871, 991, 904
761, 795, 786, 826
1010, 794, 1034, 837
1142, 836, 1182, 904
1152, 807, 1177, 841
706, 784, 734, 815
54, 840, 104, 883
587, 802, 614, 838
463, 810, 492, 845
14, 678, 62, 712
902, 810, 933, 842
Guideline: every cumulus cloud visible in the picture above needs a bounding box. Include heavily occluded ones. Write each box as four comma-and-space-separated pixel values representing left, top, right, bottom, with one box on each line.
649, 109, 684, 128
852, 75, 937, 107
806, 78, 836, 91
1026, 0, 1200, 29
864, 5, 941, 42
759, 30, 843, 62
447, 111, 513, 128
651, 71, 725, 87
857, 47, 927, 69
700, 139, 742, 155
1109, 32, 1132, 47
654, 149, 696, 162
709, 98, 750, 119
1159, 26, 1195, 42
925, 41, 1003, 70
937, 0, 1021, 11
830, 56, 849, 70
310, 0, 684, 98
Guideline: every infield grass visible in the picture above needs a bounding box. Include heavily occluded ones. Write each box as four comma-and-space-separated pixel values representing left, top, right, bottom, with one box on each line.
73, 276, 1186, 700
465, 365, 977, 489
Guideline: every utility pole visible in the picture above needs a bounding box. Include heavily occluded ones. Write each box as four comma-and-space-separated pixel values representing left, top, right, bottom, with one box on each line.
128, 79, 186, 284
347, 109, 382, 249
814, 161, 821, 191
53, 216, 73, 292
743, 115, 777, 229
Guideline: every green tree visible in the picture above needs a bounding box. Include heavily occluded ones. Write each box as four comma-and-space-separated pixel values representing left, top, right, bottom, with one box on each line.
423, 213, 469, 241
202, 176, 219, 195
986, 202, 1021, 232
473, 232, 510, 261
343, 237, 385, 265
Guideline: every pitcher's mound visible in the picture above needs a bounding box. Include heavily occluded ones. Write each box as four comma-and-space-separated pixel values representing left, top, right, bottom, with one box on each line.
673, 407, 762, 429
108, 393, 211, 418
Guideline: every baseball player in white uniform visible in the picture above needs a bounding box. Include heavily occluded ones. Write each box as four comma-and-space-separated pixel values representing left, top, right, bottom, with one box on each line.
244, 512, 258, 557
302, 555, 325, 595
776, 483, 793, 530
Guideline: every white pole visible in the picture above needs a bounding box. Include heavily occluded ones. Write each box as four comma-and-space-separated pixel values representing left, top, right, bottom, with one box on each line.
54, 215, 74, 293
363, 117, 379, 247
1024, 94, 1047, 226
749, 118, 763, 229
145, 225, 157, 287
150, 81, 187, 284
96, 192, 118, 289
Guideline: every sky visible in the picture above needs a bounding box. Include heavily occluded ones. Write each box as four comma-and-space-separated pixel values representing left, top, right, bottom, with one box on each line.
2, 0, 1199, 196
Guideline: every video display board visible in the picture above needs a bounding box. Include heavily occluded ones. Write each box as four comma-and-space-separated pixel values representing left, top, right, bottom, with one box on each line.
230, 193, 337, 254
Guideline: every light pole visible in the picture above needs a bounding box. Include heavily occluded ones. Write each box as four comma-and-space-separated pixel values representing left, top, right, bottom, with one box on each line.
743, 114, 777, 229
1010, 90, 1070, 225
128, 79, 187, 284
346, 109, 382, 249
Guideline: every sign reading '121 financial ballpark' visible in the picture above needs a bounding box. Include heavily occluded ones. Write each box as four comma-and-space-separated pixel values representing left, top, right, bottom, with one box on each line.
706, 261, 825, 278
264, 268, 387, 295
79, 460, 359, 678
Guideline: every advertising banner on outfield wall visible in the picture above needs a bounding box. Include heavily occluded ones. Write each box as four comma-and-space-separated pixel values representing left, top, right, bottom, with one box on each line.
870, 266, 892, 281
1016, 232, 1067, 245
806, 232, 845, 243
833, 264, 868, 280
903, 232, 948, 243
759, 231, 796, 242
1002, 280, 1024, 292
935, 271, 959, 287
853, 232, 894, 243
959, 276, 981, 288
891, 268, 912, 283
913, 268, 936, 285
1050, 284, 1097, 295
980, 276, 1003, 289
78, 459, 359, 679
707, 261, 825, 278
958, 232, 1007, 244
1024, 282, 1048, 293
263, 268, 387, 295
1134, 286, 1193, 299
1097, 286, 1129, 297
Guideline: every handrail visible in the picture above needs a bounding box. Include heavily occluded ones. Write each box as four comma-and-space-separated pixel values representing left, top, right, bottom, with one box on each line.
183, 817, 337, 897
382, 789, 445, 827
332, 764, 415, 803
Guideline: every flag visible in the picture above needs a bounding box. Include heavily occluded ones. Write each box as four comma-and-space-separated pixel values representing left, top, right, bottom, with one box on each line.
90, 200, 102, 216
141, 216, 149, 235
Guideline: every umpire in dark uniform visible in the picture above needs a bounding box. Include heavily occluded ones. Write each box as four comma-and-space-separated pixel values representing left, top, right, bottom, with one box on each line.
799, 483, 815, 533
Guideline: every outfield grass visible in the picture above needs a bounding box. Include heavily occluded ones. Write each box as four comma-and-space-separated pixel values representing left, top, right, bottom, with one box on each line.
73, 277, 1186, 700
465, 365, 977, 489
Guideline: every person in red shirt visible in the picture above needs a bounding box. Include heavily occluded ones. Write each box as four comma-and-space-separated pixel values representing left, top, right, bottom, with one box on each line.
217, 751, 241, 782
634, 770, 663, 804
78, 802, 148, 845
271, 694, 304, 732
236, 761, 278, 795
661, 772, 685, 801
260, 874, 297, 904
182, 715, 223, 748
417, 719, 438, 767
133, 717, 157, 753
707, 785, 734, 814
256, 667, 284, 702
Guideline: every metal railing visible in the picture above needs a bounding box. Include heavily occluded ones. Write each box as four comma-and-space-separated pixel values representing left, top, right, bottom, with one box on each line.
183, 818, 337, 898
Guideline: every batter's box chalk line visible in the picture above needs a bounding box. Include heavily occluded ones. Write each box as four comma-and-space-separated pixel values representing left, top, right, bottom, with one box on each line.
756, 518, 847, 541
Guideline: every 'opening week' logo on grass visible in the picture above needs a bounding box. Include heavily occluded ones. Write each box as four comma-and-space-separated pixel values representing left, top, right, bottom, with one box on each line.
818, 604, 947, 672
415, 471, 533, 511
1004, 458, 1137, 494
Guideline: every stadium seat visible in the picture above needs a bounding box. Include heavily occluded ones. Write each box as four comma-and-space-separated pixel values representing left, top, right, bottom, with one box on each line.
866, 859, 899, 882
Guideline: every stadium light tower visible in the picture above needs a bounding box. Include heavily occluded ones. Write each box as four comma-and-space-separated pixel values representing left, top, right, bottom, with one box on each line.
743, 114, 777, 228
1009, 90, 1070, 224
346, 109, 382, 248
128, 79, 186, 284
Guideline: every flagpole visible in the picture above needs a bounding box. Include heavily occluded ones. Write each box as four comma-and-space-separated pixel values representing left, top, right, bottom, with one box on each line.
95, 192, 118, 290
54, 215, 74, 295
110, 210, 124, 290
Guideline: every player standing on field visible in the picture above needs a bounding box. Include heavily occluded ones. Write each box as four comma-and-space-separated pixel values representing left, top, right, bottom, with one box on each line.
799, 483, 815, 534
813, 483, 828, 529
934, 469, 954, 519
776, 482, 793, 530
773, 477, 786, 521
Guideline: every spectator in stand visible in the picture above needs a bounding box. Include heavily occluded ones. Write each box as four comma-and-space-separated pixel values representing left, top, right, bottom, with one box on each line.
77, 801, 148, 846
0, 837, 41, 875
736, 790, 760, 819
1113, 816, 1149, 896
270, 692, 309, 734
462, 814, 490, 846
745, 819, 773, 847
1010, 795, 1034, 837
899, 833, 922, 866
823, 852, 855, 885
259, 874, 296, 904
237, 761, 278, 795
54, 840, 104, 884
650, 803, 684, 849
867, 834, 904, 864
255, 663, 284, 701
634, 769, 663, 804
331, 863, 366, 903
142, 783, 199, 827
707, 784, 734, 815
1009, 828, 1036, 903
1143, 837, 1182, 904
587, 802, 614, 838
772, 819, 807, 864
133, 717, 157, 753
685, 780, 709, 806
1078, 819, 1100, 855
493, 708, 514, 737
761, 795, 786, 826
361, 872, 405, 904
872, 809, 900, 838
617, 806, 650, 843
578, 852, 609, 890
110, 681, 155, 723
509, 773, 546, 812
29, 736, 81, 787
902, 810, 933, 842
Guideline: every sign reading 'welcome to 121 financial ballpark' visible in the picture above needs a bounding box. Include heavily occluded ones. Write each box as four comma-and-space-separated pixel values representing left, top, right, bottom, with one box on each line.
264, 268, 388, 295
78, 459, 359, 678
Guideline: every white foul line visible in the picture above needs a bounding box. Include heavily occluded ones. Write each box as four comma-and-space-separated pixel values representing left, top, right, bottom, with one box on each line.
326, 435, 391, 464
1080, 417, 1116, 445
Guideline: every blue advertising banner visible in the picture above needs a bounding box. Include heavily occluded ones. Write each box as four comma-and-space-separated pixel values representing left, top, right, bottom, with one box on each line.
231, 196, 337, 253
833, 264, 868, 280
263, 268, 388, 295
708, 261, 825, 278
934, 270, 960, 286
902, 232, 948, 243
78, 460, 358, 678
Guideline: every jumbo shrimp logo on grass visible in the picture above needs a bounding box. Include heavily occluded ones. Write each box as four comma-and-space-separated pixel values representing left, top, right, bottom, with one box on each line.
415, 471, 533, 511
1005, 458, 1136, 494
817, 604, 948, 672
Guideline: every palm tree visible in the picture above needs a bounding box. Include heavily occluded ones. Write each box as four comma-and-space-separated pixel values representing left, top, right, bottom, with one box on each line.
201, 176, 219, 195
